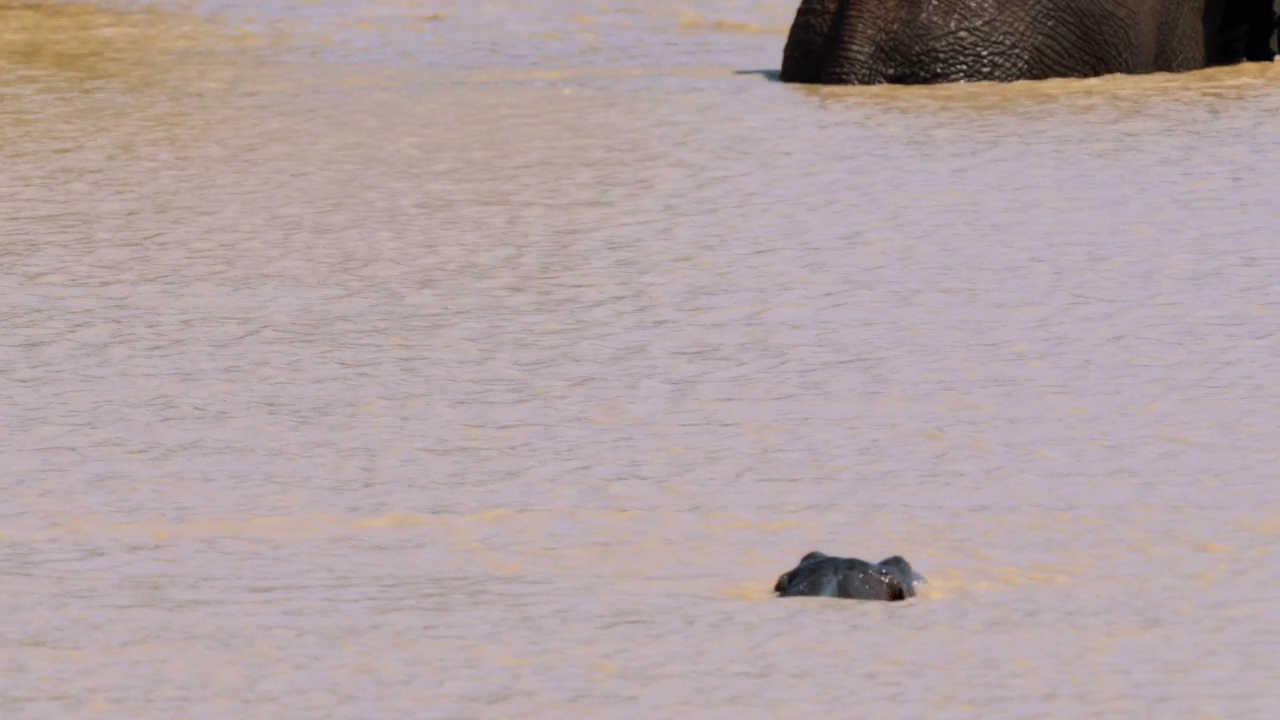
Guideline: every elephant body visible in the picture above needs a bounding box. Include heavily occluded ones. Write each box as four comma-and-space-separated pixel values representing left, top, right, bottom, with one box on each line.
773, 551, 925, 601
780, 0, 1278, 84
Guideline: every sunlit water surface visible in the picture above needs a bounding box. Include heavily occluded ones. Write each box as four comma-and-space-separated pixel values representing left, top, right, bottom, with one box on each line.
3, 1, 1280, 717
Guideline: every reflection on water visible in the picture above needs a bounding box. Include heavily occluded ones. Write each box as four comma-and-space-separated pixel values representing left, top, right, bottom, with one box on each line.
805, 60, 1280, 114
3, 1, 1280, 717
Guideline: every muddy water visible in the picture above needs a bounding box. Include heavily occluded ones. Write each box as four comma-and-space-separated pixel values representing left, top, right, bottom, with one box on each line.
3, 1, 1280, 717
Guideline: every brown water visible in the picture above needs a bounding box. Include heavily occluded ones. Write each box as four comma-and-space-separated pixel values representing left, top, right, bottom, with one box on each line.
4, 1, 1280, 717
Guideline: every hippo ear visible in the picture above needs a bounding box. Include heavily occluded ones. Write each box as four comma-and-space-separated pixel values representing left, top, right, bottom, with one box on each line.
800, 551, 828, 564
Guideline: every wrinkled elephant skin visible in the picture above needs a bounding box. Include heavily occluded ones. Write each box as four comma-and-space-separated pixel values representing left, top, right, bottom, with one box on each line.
781, 0, 1278, 84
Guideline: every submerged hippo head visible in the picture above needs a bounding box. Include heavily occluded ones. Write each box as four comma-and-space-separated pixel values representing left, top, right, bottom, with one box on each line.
773, 551, 925, 601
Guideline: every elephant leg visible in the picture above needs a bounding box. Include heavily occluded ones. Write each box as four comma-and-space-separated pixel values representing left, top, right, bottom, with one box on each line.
780, 0, 843, 83
1244, 0, 1277, 61
1207, 0, 1277, 64
1152, 3, 1208, 72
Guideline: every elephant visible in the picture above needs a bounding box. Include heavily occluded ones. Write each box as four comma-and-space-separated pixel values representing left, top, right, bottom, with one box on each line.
773, 551, 926, 601
780, 0, 1278, 85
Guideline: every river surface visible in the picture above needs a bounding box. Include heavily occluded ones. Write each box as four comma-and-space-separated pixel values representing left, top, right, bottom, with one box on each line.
3, 1, 1280, 717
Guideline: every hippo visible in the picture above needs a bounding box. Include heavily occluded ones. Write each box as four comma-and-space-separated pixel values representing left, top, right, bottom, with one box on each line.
773, 551, 925, 601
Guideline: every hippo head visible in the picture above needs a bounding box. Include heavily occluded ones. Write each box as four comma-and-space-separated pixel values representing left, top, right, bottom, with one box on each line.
774, 551, 925, 601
